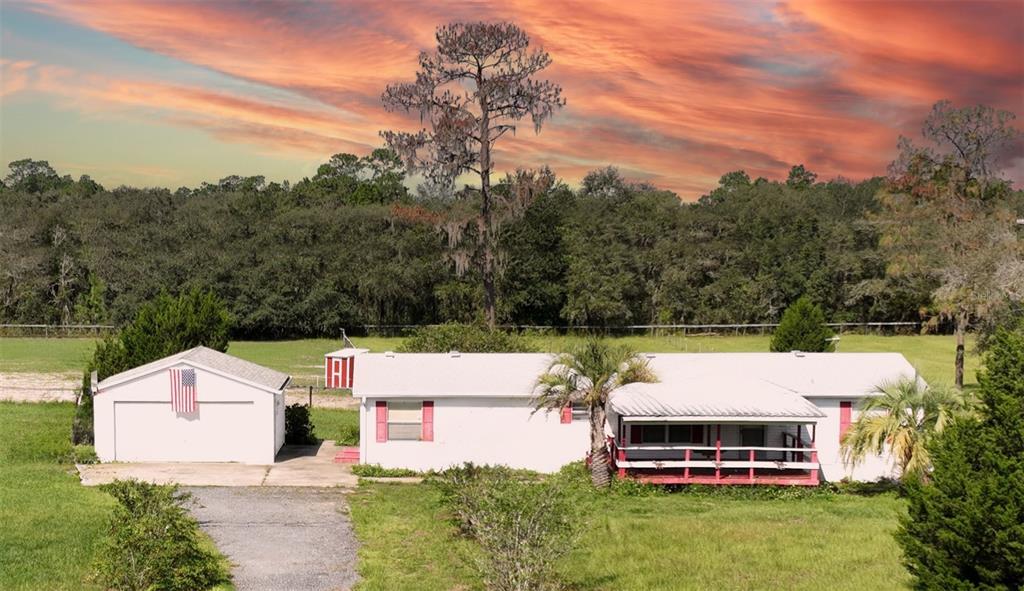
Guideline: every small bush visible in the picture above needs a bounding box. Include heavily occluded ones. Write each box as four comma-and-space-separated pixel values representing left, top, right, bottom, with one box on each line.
334, 423, 360, 446
397, 323, 537, 353
72, 373, 94, 445
352, 464, 421, 478
93, 480, 229, 591
285, 403, 316, 444
433, 463, 584, 590
66, 444, 98, 464
770, 296, 835, 353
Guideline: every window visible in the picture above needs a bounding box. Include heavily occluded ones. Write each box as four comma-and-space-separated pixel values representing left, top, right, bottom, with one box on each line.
632, 424, 702, 444
740, 426, 766, 447
387, 401, 422, 441
668, 425, 694, 444
570, 403, 588, 421
640, 424, 666, 443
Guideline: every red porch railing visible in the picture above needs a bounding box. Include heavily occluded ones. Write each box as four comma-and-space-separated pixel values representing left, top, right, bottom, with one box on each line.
608, 437, 820, 486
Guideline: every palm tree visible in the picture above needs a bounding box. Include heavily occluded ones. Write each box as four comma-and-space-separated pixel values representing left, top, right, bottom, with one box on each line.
841, 378, 975, 482
533, 339, 658, 488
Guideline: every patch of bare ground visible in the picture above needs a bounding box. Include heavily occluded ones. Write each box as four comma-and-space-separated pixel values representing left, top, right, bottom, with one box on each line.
0, 372, 79, 402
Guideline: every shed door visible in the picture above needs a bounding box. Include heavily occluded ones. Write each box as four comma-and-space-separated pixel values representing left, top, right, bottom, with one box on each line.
113, 401, 259, 462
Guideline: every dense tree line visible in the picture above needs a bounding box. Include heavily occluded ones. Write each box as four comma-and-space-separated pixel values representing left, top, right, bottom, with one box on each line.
0, 154, 1008, 338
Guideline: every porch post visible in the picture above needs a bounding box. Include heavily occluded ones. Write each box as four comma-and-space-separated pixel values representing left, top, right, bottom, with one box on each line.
809, 423, 819, 485
797, 427, 803, 462
748, 448, 755, 482
684, 448, 691, 481
715, 424, 721, 481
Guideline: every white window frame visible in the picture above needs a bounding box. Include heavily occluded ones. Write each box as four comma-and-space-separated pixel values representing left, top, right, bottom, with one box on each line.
387, 400, 423, 441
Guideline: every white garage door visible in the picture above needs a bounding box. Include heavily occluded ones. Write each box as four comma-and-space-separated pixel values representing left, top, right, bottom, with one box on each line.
114, 401, 260, 462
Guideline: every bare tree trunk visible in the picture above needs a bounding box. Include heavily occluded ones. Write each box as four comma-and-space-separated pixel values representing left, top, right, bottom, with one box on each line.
478, 81, 497, 330
954, 311, 966, 389
589, 404, 611, 488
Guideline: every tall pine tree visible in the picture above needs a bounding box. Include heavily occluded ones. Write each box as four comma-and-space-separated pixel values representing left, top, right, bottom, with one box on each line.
897, 321, 1024, 589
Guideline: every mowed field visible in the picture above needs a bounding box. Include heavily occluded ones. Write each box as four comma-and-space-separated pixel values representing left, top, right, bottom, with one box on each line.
0, 333, 980, 387
349, 481, 910, 591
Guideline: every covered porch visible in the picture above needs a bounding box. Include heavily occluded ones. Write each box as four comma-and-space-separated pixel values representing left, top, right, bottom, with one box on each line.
607, 368, 826, 486
609, 420, 820, 486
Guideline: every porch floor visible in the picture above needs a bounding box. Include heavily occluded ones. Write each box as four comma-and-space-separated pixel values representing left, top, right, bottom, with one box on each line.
626, 468, 819, 486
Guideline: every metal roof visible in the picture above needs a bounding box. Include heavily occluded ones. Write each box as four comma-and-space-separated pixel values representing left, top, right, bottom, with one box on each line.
97, 346, 290, 392
610, 371, 824, 420
354, 353, 550, 398
354, 351, 920, 419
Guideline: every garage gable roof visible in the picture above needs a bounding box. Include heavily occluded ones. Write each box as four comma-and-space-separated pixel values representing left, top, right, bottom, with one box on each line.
97, 346, 291, 393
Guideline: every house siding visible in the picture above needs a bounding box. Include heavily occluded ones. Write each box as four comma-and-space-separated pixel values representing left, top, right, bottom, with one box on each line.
359, 396, 590, 473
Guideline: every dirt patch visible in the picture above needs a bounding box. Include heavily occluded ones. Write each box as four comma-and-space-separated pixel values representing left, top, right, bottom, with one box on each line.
0, 372, 79, 403
285, 389, 359, 409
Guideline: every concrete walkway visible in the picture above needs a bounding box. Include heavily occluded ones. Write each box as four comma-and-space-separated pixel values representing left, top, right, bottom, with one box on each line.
185, 486, 359, 591
78, 441, 358, 488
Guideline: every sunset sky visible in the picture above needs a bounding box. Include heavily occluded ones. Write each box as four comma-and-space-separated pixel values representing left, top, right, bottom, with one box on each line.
1, 0, 1021, 198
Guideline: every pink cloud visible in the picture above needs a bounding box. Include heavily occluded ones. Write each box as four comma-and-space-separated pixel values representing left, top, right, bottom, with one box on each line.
10, 0, 1024, 197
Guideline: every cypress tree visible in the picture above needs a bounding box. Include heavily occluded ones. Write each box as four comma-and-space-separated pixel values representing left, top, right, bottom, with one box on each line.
896, 322, 1024, 589
770, 297, 835, 352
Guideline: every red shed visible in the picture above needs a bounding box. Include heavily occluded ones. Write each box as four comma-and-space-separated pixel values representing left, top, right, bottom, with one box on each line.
324, 348, 366, 389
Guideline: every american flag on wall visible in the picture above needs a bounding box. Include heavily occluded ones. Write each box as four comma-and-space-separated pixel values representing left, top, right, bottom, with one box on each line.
169, 368, 197, 413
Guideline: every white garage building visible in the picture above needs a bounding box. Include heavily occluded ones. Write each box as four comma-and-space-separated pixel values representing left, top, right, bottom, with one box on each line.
94, 346, 290, 464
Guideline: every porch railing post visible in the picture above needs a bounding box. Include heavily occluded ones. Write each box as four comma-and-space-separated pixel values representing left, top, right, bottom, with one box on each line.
748, 448, 755, 482
684, 448, 691, 480
810, 425, 819, 485
715, 424, 721, 481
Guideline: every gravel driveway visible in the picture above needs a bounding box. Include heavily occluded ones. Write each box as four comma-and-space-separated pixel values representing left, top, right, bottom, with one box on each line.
184, 487, 359, 591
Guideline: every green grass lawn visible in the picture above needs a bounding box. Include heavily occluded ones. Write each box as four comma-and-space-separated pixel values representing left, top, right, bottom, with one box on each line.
0, 402, 115, 590
311, 407, 359, 445
0, 333, 978, 387
349, 482, 910, 591
0, 402, 233, 590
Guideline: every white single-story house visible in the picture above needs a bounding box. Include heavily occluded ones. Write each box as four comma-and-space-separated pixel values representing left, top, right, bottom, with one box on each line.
94, 346, 290, 464
352, 351, 922, 484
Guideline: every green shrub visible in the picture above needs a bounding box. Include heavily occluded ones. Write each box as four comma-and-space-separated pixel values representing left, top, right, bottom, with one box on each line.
285, 403, 316, 444
770, 296, 835, 352
397, 323, 537, 353
432, 463, 584, 591
72, 372, 94, 445
897, 321, 1024, 589
93, 480, 229, 591
66, 444, 98, 464
352, 464, 421, 478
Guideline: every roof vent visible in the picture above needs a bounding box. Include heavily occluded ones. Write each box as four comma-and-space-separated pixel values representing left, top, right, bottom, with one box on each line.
449, 350, 461, 358
385, 351, 395, 357
792, 350, 805, 357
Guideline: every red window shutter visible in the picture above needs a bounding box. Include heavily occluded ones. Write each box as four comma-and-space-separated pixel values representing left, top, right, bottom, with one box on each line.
630, 425, 642, 444
690, 425, 704, 444
560, 406, 572, 424
839, 401, 852, 442
422, 401, 434, 441
376, 401, 388, 442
